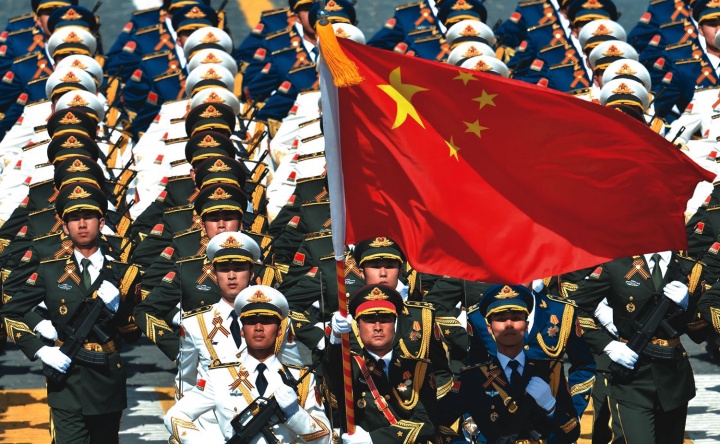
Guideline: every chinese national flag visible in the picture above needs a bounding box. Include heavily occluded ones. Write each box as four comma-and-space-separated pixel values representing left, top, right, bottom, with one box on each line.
321, 39, 714, 284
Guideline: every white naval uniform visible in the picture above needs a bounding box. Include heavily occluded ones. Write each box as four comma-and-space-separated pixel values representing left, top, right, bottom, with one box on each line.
165, 353, 331, 444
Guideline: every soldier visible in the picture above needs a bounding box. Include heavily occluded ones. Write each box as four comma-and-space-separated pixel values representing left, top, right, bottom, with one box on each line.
327, 284, 437, 443
0, 181, 141, 443
164, 284, 331, 443
567, 252, 703, 444
443, 284, 580, 444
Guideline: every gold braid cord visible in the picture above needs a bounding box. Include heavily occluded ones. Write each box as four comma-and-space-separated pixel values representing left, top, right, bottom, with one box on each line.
395, 420, 424, 444
535, 304, 574, 358
170, 416, 198, 442
145, 314, 173, 343
298, 415, 331, 441
392, 361, 427, 411
197, 314, 220, 362
274, 318, 289, 356
296, 368, 311, 407
399, 308, 431, 359
711, 307, 720, 334
4, 318, 34, 343
571, 376, 596, 397
560, 417, 579, 434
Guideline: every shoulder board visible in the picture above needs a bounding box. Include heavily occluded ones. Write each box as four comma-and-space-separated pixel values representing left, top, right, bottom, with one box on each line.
170, 117, 185, 125
539, 43, 565, 54
40, 257, 68, 264
297, 150, 325, 161
298, 133, 325, 146
467, 302, 481, 314
177, 254, 207, 263
28, 76, 48, 85
271, 46, 296, 57
173, 227, 202, 238
435, 316, 462, 326
666, 41, 693, 51
134, 6, 162, 15
319, 253, 336, 261
707, 205, 720, 212
154, 70, 183, 82
300, 199, 329, 206
170, 159, 188, 168
182, 304, 213, 318
13, 51, 42, 64
546, 293, 577, 306
163, 98, 187, 106
408, 28, 435, 38
396, 2, 424, 11
650, 0, 669, 4
28, 207, 56, 216
675, 58, 701, 65
164, 136, 189, 145
298, 117, 321, 129
659, 19, 685, 29
34, 124, 47, 132
460, 360, 494, 371
288, 62, 316, 75
282, 362, 308, 370
168, 174, 192, 182
29, 178, 53, 188
135, 23, 165, 35
398, 355, 432, 364
549, 62, 576, 70
164, 204, 194, 214
414, 35, 442, 44
210, 360, 243, 369
262, 7, 290, 17
304, 230, 332, 241
32, 231, 62, 241
27, 99, 49, 108
404, 300, 435, 310
34, 162, 50, 169
266, 28, 293, 40
141, 49, 173, 61
527, 21, 555, 33
23, 139, 50, 152
8, 26, 37, 36
296, 174, 326, 184
9, 13, 35, 23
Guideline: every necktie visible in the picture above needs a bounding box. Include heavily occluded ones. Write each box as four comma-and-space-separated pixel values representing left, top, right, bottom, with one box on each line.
376, 359, 387, 379
508, 360, 523, 398
311, 46, 320, 61
651, 253, 663, 291
81, 258, 92, 290
229, 311, 242, 349
256, 363, 268, 396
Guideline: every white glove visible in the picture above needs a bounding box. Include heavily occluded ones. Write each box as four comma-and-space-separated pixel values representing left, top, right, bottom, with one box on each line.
34, 319, 58, 341
594, 298, 618, 338
331, 312, 352, 336
171, 309, 182, 328
97, 281, 120, 313
274, 382, 300, 418
664, 280, 689, 310
604, 340, 638, 369
526, 377, 556, 414
342, 425, 372, 444
35, 346, 71, 373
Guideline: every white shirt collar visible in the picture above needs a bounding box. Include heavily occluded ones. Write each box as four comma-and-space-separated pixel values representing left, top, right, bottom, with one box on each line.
366, 349, 393, 373
643, 251, 672, 266
217, 299, 235, 320
497, 350, 526, 373
74, 248, 104, 270
245, 353, 279, 373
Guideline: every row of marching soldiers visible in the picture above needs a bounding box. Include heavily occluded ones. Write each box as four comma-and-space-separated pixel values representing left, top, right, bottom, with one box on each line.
0, 1, 719, 444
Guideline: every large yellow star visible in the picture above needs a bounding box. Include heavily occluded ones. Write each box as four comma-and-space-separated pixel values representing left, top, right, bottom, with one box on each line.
445, 136, 461, 161
378, 67, 428, 129
464, 120, 488, 138
454, 71, 477, 86
473, 90, 497, 110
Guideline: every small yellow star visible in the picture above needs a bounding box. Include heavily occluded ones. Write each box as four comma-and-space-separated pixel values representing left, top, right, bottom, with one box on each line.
473, 90, 497, 110
397, 431, 403, 437
454, 71, 477, 85
445, 329, 450, 335
444, 136, 461, 161
378, 67, 428, 129
464, 120, 488, 138
158, 330, 164, 336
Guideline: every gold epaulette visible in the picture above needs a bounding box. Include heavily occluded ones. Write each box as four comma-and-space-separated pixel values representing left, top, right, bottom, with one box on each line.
9, 13, 35, 23
29, 178, 53, 189
408, 27, 435, 38
275, 263, 289, 274
28, 76, 49, 85
155, 69, 183, 82
40, 256, 68, 264
298, 117, 321, 129
134, 6, 161, 14
414, 34, 442, 44
665, 40, 693, 51
167, 174, 192, 182
404, 300, 435, 310
173, 227, 202, 239
23, 139, 50, 152
182, 304, 213, 318
209, 360, 243, 369
164, 136, 188, 145
265, 28, 293, 40
289, 62, 316, 75
527, 20, 555, 32
141, 50, 173, 62
28, 207, 55, 217
289, 311, 310, 323
12, 51, 42, 64
546, 294, 577, 306
32, 231, 62, 241
304, 230, 332, 241
396, 2, 424, 11
300, 135, 324, 146
659, 19, 685, 29
163, 204, 194, 215
467, 303, 481, 314
262, 7, 290, 17
271, 46, 296, 57
177, 254, 207, 263
300, 198, 329, 207
136, 24, 165, 35
170, 159, 188, 168
518, 0, 546, 6
8, 26, 37, 36
297, 174, 326, 184
435, 316, 462, 326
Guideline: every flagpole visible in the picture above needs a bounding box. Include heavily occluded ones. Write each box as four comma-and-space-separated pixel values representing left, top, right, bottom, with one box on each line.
316, 5, 356, 435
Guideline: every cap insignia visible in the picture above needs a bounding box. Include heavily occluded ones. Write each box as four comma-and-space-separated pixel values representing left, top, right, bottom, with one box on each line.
335, 27, 351, 39
220, 235, 244, 249
201, 68, 221, 80
612, 82, 634, 95
58, 112, 80, 124
207, 187, 232, 200
462, 46, 482, 58
582, 0, 603, 9
60, 72, 80, 83
248, 290, 272, 303
366, 287, 389, 300
67, 159, 89, 172
200, 32, 220, 44
185, 6, 207, 19
201, 53, 221, 64
70, 59, 88, 70
593, 24, 611, 36
602, 45, 624, 57
68, 94, 89, 107
452, 0, 473, 11
324, 0, 343, 12
616, 63, 636, 76
63, 32, 83, 44
198, 135, 220, 147
495, 285, 519, 299
61, 8, 82, 20
61, 136, 84, 148
460, 25, 480, 37
199, 105, 222, 118
203, 91, 225, 104
369, 237, 394, 247
67, 185, 91, 199
473, 59, 492, 72
208, 159, 231, 172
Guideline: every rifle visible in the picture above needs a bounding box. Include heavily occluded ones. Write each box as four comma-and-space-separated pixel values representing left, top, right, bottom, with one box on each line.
43, 297, 113, 384
227, 360, 322, 444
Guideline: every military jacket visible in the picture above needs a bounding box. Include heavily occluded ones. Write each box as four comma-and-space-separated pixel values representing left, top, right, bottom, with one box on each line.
368, 1, 443, 52
128, 174, 197, 240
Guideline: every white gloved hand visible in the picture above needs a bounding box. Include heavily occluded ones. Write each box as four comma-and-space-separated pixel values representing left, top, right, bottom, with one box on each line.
171, 309, 182, 328
34, 319, 58, 341
594, 298, 618, 338
35, 346, 71, 373
342, 425, 372, 444
97, 281, 120, 313
604, 340, 638, 369
331, 312, 352, 336
526, 377, 556, 414
664, 280, 689, 310
274, 382, 300, 418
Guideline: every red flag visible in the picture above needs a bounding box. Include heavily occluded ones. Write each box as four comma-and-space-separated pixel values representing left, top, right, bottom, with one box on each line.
321, 39, 714, 283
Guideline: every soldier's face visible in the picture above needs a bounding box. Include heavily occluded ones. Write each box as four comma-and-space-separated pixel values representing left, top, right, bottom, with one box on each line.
361, 259, 401, 288
63, 210, 104, 248
700, 19, 720, 53
215, 262, 253, 301
36, 13, 52, 37
241, 315, 281, 353
486, 311, 528, 349
203, 211, 241, 238
296, 9, 316, 39
357, 313, 396, 355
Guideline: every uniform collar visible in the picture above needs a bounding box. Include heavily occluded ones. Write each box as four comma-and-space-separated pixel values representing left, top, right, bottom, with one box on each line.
245, 352, 279, 373
497, 350, 525, 373
217, 298, 235, 320
73, 247, 104, 270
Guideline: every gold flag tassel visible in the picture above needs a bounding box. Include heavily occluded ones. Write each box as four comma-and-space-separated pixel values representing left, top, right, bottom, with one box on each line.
316, 15, 364, 87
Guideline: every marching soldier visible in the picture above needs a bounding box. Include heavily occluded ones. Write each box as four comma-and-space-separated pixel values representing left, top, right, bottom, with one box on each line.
165, 284, 331, 443
0, 181, 141, 443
